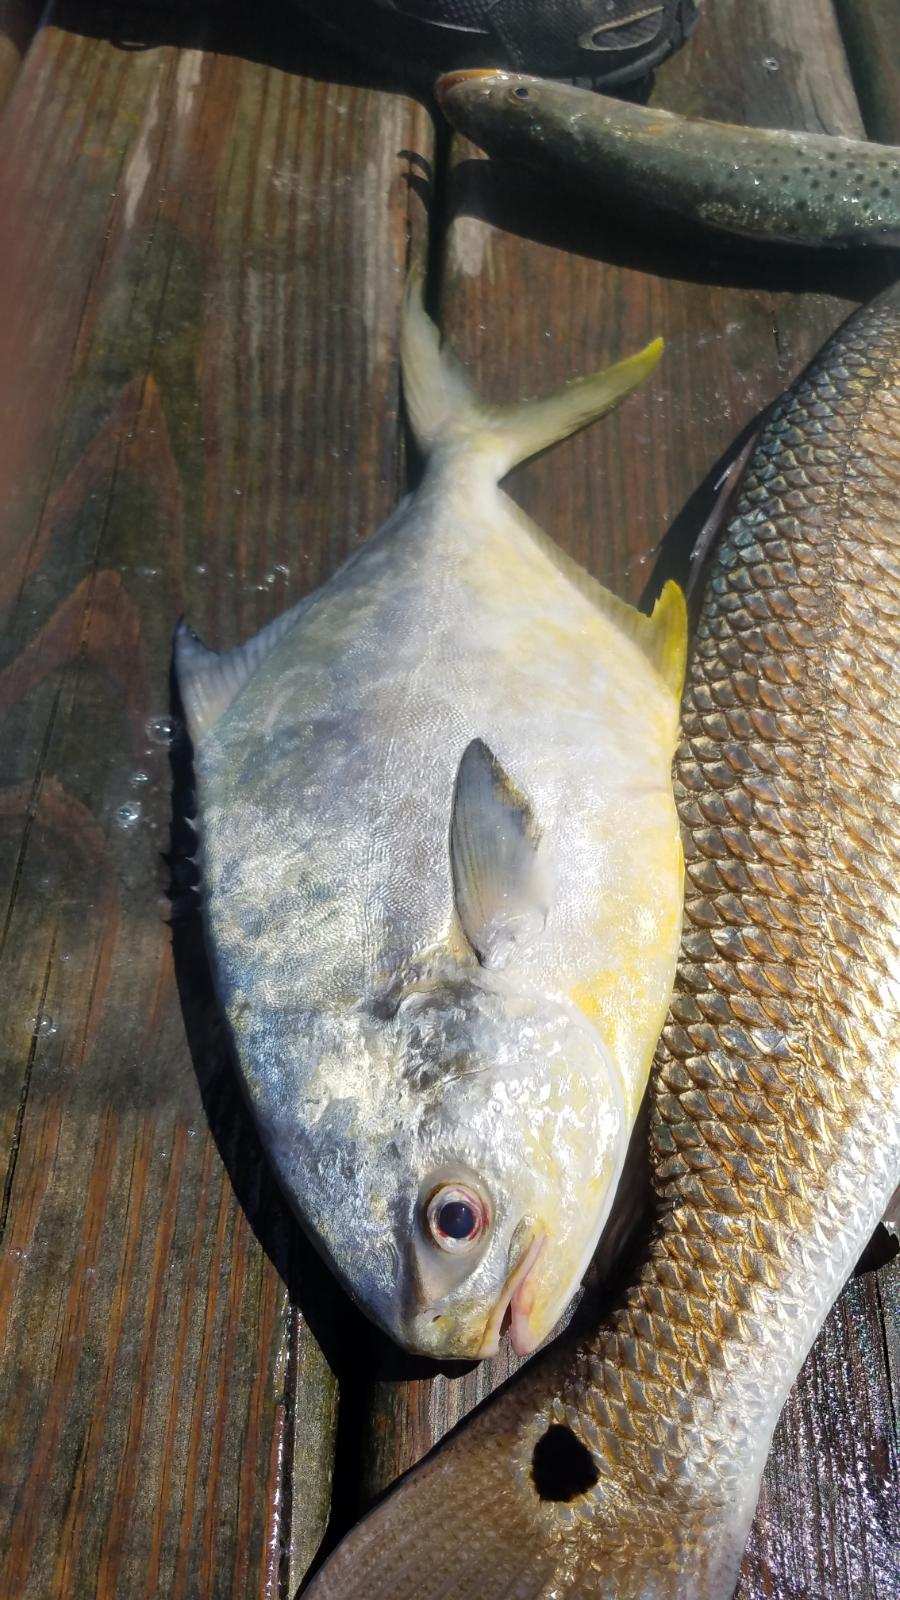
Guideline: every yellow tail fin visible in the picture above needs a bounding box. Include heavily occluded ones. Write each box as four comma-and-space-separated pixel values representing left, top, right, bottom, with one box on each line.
401, 268, 663, 480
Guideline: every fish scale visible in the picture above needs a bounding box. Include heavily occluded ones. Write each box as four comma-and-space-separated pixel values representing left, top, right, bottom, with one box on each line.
307, 285, 900, 1599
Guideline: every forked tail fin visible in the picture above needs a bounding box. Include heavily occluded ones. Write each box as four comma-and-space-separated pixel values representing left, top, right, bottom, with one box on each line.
401, 267, 663, 479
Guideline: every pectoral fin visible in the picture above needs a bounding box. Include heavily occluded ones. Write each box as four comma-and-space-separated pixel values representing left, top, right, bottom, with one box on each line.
450, 739, 549, 968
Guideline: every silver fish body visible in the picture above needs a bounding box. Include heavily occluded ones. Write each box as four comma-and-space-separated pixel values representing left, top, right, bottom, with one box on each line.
176, 280, 687, 1360
437, 69, 900, 250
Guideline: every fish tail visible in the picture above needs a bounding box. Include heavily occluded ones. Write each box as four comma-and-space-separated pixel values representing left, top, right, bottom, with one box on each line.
401, 267, 663, 479
401, 266, 481, 455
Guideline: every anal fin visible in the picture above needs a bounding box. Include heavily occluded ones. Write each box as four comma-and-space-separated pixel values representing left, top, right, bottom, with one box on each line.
174, 592, 313, 745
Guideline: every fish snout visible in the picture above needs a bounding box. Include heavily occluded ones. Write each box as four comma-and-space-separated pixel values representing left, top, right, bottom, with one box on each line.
435, 67, 507, 106
436, 67, 531, 119
403, 1224, 547, 1361
402, 1302, 494, 1361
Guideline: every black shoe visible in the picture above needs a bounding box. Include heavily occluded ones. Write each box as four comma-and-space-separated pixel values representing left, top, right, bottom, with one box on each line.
297, 0, 702, 88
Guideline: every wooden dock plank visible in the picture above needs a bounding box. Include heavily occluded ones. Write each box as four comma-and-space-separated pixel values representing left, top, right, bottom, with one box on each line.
834, 0, 900, 144
439, 0, 874, 617
0, 1, 896, 1594
347, 3, 900, 1596
741, 1265, 900, 1599
0, 7, 431, 1597
0, 1, 41, 107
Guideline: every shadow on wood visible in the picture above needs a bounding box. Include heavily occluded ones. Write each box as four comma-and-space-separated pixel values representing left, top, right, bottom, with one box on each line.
165, 687, 347, 1357
445, 153, 898, 302
50, 0, 434, 98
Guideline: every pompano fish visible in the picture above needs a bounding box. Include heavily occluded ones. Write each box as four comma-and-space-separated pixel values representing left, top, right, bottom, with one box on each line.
437, 69, 900, 250
305, 283, 900, 1594
175, 277, 687, 1362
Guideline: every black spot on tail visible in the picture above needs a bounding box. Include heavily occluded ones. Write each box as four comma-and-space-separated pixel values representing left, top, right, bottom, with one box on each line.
531, 1425, 599, 1502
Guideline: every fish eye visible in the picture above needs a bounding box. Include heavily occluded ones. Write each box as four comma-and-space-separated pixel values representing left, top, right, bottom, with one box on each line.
425, 1184, 488, 1253
512, 85, 530, 101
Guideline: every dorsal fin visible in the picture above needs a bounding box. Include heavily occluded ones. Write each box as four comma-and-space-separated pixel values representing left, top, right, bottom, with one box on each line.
503, 496, 688, 701
617, 580, 687, 699
174, 593, 313, 745
450, 739, 550, 969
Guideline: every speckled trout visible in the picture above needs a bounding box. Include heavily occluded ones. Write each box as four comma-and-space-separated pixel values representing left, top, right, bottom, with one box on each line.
175, 276, 686, 1362
304, 285, 900, 1593
437, 69, 900, 250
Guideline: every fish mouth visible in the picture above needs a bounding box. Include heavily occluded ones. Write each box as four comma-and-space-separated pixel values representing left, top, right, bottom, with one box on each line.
475, 1227, 546, 1359
435, 68, 510, 104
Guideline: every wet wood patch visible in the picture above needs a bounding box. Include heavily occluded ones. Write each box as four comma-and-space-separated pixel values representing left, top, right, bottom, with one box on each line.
0, 5, 430, 1595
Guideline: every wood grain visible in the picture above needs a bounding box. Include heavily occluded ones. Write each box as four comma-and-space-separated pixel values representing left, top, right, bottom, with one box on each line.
741, 1266, 900, 1600
439, 0, 879, 616
834, 0, 900, 144
347, 3, 900, 1597
0, 0, 41, 106
0, 6, 431, 1597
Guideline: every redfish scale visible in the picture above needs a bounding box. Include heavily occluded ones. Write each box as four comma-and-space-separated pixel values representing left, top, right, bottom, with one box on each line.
543, 300, 900, 1562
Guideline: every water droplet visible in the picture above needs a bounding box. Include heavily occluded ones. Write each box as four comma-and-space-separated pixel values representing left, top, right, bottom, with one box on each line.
273, 562, 290, 577
195, 563, 208, 575
763, 57, 779, 72
115, 801, 142, 830
135, 565, 160, 578
32, 1014, 58, 1037
130, 769, 150, 787
146, 715, 175, 745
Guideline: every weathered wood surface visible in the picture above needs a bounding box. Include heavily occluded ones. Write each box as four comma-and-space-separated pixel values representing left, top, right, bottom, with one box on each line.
347, 1, 900, 1596
0, 5, 430, 1596
835, 0, 900, 145
0, 0, 41, 106
0, 1, 896, 1597
741, 1260, 900, 1599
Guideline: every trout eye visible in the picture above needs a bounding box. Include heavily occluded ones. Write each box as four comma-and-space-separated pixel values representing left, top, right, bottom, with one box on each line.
425, 1184, 488, 1253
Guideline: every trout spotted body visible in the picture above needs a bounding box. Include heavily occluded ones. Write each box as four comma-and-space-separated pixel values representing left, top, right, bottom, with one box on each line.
177, 279, 686, 1361
308, 287, 900, 1596
437, 70, 900, 251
